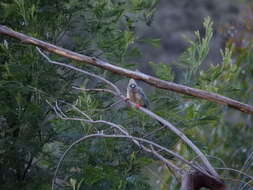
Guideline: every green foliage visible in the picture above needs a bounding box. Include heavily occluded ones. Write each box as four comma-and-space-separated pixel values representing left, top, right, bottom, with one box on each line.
149, 17, 222, 132
0, 0, 159, 189
151, 9, 253, 189
0, 7, 75, 189
149, 61, 174, 81
180, 17, 213, 85
1, 0, 253, 189
216, 8, 253, 188
58, 0, 159, 64
199, 47, 240, 95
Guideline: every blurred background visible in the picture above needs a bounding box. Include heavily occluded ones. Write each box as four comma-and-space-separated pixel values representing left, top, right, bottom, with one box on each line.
136, 0, 247, 70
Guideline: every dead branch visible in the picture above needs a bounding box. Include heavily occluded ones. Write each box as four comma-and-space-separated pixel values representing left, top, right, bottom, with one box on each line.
48, 101, 189, 189
51, 133, 203, 190
39, 49, 219, 179
72, 86, 116, 95
0, 25, 253, 114
50, 101, 198, 173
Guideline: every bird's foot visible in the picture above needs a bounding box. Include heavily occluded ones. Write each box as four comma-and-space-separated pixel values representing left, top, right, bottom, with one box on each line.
135, 104, 141, 109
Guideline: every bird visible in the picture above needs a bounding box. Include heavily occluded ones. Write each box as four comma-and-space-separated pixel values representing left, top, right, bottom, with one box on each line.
126, 78, 149, 108
127, 78, 165, 137
126, 79, 152, 149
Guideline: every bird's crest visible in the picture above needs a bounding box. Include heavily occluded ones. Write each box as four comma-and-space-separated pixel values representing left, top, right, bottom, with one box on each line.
128, 78, 137, 88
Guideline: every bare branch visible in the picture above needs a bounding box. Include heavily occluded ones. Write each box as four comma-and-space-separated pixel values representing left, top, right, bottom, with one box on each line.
138, 106, 220, 179
52, 101, 209, 178
49, 104, 188, 189
0, 25, 253, 114
48, 98, 224, 189
72, 86, 117, 96
191, 155, 227, 169
143, 126, 166, 138
40, 51, 220, 179
52, 134, 214, 190
36, 47, 121, 95
238, 179, 253, 190
53, 101, 215, 177
150, 146, 181, 174
216, 168, 253, 181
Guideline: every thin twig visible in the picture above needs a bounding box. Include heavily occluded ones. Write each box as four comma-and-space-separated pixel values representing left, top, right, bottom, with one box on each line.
143, 126, 166, 138
72, 86, 117, 95
150, 145, 181, 174
56, 100, 93, 121
239, 179, 253, 190
36, 47, 121, 95
22, 154, 33, 180
191, 155, 227, 168
216, 167, 253, 180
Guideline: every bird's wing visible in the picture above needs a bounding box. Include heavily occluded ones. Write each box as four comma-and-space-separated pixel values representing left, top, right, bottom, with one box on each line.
137, 87, 149, 108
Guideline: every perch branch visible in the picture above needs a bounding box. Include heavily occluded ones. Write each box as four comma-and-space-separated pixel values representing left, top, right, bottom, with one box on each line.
0, 25, 253, 114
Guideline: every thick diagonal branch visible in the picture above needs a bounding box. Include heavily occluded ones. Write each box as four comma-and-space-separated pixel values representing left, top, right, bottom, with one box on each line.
0, 25, 253, 114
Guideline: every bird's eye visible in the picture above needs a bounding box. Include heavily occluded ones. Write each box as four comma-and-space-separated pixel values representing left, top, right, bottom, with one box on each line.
130, 84, 136, 88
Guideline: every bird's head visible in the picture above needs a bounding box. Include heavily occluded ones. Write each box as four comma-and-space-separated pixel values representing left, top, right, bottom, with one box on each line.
128, 79, 137, 89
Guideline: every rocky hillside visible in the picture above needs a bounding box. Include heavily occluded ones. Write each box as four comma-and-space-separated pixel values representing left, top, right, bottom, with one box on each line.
136, 0, 244, 68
